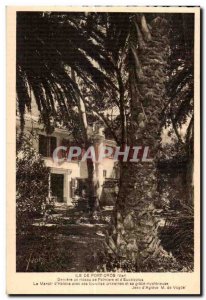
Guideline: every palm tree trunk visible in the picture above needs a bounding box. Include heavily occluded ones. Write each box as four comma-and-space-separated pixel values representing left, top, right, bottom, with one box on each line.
107, 15, 179, 271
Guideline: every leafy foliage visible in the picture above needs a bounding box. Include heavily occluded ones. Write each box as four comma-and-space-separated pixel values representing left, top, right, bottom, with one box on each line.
165, 14, 194, 147
16, 132, 50, 229
17, 12, 115, 133
160, 202, 194, 271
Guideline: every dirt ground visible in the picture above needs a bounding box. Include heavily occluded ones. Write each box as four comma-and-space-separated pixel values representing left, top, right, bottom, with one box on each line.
16, 205, 193, 272
16, 206, 113, 272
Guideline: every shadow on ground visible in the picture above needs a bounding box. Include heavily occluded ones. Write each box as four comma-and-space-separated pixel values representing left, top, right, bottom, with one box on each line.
16, 205, 113, 272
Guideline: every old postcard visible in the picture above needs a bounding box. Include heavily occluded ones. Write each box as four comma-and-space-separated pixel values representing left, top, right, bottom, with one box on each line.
7, 6, 200, 295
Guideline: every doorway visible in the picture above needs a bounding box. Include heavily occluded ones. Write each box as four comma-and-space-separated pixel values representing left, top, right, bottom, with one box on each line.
51, 173, 64, 203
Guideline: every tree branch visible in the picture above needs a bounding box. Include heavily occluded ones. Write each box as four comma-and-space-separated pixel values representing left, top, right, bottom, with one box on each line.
115, 67, 127, 144
170, 114, 184, 144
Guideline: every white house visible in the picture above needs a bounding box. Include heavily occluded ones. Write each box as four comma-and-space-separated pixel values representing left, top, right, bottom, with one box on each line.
16, 113, 119, 206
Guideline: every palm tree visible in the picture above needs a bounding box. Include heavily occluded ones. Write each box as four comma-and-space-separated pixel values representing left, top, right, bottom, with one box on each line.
93, 13, 185, 271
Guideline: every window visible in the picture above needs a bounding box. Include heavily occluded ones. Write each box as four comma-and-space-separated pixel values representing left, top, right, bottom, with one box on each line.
103, 170, 107, 178
39, 135, 57, 157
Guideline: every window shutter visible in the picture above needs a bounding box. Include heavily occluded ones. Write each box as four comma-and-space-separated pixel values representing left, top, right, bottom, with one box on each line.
39, 135, 47, 157
50, 136, 57, 157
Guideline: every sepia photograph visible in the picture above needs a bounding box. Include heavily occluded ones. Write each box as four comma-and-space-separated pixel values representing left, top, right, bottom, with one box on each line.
6, 6, 200, 295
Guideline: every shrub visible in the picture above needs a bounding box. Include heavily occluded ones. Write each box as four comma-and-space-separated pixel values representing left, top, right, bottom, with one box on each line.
159, 202, 194, 270
16, 132, 50, 230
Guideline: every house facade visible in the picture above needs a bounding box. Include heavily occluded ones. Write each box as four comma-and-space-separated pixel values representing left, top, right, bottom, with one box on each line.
17, 112, 191, 209
17, 115, 119, 206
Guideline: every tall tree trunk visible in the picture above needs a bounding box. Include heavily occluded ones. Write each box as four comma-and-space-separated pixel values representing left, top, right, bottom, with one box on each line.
71, 70, 99, 213
106, 16, 179, 271
86, 156, 99, 213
